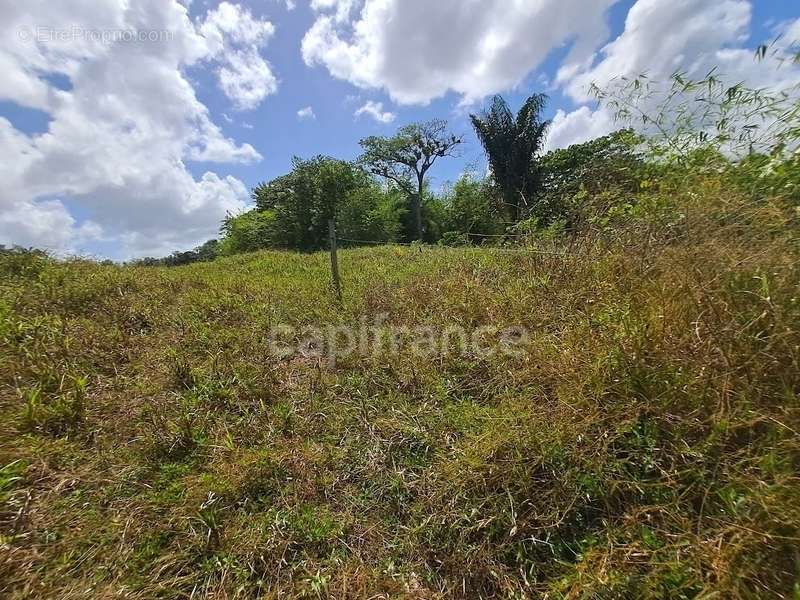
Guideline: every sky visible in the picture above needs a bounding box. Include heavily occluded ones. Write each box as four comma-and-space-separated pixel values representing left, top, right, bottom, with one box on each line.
1, 0, 799, 260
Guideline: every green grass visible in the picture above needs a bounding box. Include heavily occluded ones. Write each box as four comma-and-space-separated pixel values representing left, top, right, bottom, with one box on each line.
1, 175, 799, 598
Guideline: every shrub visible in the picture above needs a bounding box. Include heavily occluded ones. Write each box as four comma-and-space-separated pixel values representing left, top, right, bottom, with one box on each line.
218, 210, 278, 255
442, 175, 505, 240
336, 184, 406, 244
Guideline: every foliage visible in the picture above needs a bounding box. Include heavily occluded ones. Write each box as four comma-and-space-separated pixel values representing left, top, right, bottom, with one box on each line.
251, 155, 370, 251
440, 174, 505, 241
359, 119, 462, 240
538, 129, 647, 230
0, 245, 50, 277
335, 183, 406, 244
418, 191, 448, 243
218, 210, 278, 256
470, 94, 551, 222
135, 239, 220, 267
438, 231, 471, 246
588, 70, 800, 226
592, 70, 800, 162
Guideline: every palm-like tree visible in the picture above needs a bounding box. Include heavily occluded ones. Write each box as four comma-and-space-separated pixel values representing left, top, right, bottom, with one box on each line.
470, 94, 550, 222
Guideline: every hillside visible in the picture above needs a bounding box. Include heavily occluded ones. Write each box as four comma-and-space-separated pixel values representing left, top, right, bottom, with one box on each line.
2, 176, 799, 598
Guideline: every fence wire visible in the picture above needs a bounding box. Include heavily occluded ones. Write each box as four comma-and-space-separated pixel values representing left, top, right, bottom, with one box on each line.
336, 236, 579, 257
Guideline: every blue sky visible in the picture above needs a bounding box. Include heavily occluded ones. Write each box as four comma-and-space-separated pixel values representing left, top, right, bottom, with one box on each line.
185, 0, 633, 191
168, 0, 800, 187
1, 0, 798, 259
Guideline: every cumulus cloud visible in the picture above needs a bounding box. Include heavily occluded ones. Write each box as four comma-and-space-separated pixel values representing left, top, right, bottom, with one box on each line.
0, 199, 78, 254
0, 0, 271, 258
545, 0, 800, 151
544, 107, 615, 153
558, 0, 752, 101
302, 0, 618, 105
297, 106, 316, 120
784, 18, 800, 44
354, 100, 395, 123
310, 0, 358, 24
199, 2, 278, 110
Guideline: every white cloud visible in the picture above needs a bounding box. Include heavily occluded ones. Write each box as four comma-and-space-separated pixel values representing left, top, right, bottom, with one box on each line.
310, 0, 357, 24
0, 0, 269, 258
215, 47, 278, 110
545, 0, 800, 151
0, 198, 78, 253
558, 0, 753, 101
302, 0, 617, 105
297, 106, 316, 120
199, 2, 278, 110
777, 18, 800, 51
354, 100, 395, 123
544, 107, 615, 153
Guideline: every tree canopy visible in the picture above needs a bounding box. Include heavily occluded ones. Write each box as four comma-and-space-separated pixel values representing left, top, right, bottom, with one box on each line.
251, 156, 369, 251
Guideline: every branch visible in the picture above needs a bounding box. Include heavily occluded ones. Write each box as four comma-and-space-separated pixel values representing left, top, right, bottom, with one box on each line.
370, 165, 414, 194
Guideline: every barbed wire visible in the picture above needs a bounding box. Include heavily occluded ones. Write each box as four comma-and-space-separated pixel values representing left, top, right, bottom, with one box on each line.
336, 237, 578, 257
337, 237, 414, 246
464, 232, 527, 238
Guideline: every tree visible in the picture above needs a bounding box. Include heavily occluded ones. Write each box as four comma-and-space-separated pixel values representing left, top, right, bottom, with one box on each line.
359, 120, 462, 241
470, 94, 551, 222
194, 239, 220, 262
538, 129, 645, 230
442, 175, 504, 240
218, 210, 278, 255
337, 183, 406, 245
133, 239, 221, 267
252, 156, 369, 251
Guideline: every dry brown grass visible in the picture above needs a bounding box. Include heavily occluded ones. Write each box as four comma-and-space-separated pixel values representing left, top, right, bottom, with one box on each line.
1, 168, 799, 598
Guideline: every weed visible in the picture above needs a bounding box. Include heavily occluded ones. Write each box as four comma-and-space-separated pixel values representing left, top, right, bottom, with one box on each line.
1, 148, 799, 597
18, 374, 88, 436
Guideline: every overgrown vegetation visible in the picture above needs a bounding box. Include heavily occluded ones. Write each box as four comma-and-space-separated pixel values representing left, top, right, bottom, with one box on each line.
2, 74, 800, 598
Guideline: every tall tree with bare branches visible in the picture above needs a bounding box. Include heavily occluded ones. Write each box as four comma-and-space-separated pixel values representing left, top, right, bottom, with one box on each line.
359, 119, 462, 240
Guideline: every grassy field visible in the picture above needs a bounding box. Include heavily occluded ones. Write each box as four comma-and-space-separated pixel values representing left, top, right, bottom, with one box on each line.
2, 175, 799, 598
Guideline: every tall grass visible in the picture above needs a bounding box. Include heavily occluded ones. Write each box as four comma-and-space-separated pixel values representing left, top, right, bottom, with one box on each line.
1, 78, 799, 598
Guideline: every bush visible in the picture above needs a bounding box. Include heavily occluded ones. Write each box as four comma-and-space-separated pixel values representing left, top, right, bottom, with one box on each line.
419, 193, 448, 243
538, 129, 646, 231
438, 231, 471, 246
253, 156, 371, 251
0, 246, 50, 279
336, 184, 406, 244
442, 175, 505, 240
218, 210, 278, 256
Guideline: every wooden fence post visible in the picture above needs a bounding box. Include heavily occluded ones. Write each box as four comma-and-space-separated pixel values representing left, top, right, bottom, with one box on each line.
328, 219, 342, 301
